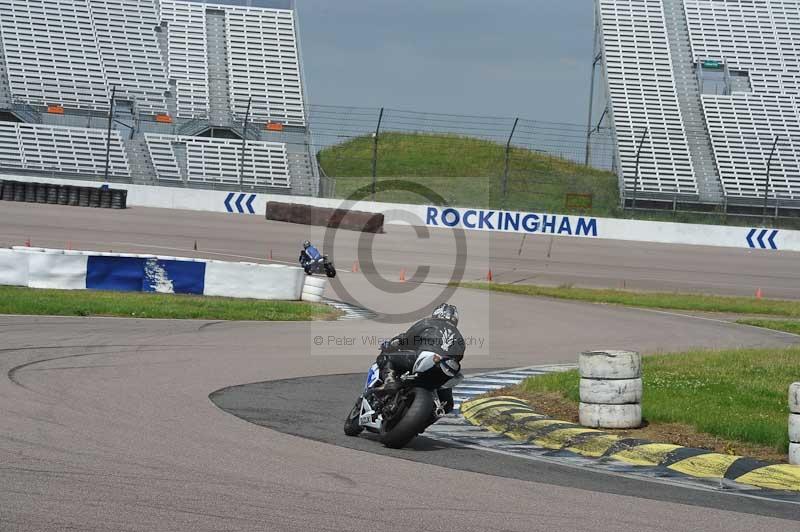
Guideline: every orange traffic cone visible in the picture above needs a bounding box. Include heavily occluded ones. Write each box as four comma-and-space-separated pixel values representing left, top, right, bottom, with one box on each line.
399, 268, 406, 282
24, 238, 30, 247
755, 287, 763, 299
66, 241, 72, 250
193, 240, 198, 251
487, 269, 493, 282
352, 261, 360, 273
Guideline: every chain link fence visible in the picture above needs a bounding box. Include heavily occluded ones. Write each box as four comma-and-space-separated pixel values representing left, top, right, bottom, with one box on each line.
308, 104, 617, 214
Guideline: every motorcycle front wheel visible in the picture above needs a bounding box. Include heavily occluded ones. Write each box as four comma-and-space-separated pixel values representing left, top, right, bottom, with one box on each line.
343, 397, 364, 436
379, 387, 434, 449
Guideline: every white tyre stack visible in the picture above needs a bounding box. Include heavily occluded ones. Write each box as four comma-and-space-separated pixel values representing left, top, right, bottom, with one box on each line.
301, 275, 327, 303
790, 382, 800, 465
578, 350, 642, 429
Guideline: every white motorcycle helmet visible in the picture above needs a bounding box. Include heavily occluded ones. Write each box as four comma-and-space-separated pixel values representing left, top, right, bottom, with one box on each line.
432, 303, 459, 326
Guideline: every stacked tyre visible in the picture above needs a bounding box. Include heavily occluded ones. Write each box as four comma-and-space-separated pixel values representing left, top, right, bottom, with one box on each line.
301, 275, 327, 303
578, 350, 642, 429
790, 382, 800, 465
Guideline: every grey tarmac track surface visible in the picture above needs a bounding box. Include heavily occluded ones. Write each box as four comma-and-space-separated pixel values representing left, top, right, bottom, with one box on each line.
1, 203, 800, 530
2, 201, 800, 299
210, 373, 800, 520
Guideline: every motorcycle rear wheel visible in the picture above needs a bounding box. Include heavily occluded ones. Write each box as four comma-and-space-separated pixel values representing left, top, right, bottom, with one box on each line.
343, 398, 364, 436
379, 388, 434, 449
325, 265, 337, 278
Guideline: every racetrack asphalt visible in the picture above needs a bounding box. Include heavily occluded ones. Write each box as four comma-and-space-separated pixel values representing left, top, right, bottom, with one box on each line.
1, 203, 800, 530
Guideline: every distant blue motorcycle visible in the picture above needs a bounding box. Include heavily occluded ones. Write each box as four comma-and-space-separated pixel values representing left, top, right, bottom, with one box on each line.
299, 241, 336, 278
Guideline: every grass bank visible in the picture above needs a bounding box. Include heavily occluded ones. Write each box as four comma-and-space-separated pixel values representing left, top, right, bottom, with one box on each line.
319, 132, 800, 230
458, 282, 800, 317
319, 133, 620, 216
738, 319, 800, 335
508, 346, 800, 460
0, 286, 339, 321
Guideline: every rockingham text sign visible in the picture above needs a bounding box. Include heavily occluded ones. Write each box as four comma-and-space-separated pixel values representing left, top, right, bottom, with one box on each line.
425, 207, 599, 238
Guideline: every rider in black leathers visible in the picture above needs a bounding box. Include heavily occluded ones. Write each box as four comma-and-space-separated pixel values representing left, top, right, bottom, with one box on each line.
375, 303, 464, 412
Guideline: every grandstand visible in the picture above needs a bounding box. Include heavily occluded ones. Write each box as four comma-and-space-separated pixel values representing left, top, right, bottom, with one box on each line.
0, 0, 316, 196
595, 0, 800, 214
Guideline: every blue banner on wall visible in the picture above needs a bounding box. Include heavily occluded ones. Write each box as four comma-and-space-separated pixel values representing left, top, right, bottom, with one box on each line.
143, 259, 205, 294
86, 256, 206, 295
86, 256, 146, 292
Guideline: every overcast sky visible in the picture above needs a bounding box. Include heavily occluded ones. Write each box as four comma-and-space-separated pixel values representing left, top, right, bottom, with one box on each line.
295, 0, 595, 124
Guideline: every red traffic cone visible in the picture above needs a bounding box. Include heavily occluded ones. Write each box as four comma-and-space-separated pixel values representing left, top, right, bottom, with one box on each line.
487, 269, 493, 282
352, 261, 359, 273
66, 240, 72, 250
24, 238, 30, 247
755, 287, 763, 299
269, 249, 273, 260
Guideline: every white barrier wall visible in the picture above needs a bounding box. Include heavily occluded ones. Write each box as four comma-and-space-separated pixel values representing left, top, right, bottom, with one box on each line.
204, 262, 304, 300
0, 249, 28, 286
5, 174, 800, 252
0, 247, 306, 301
27, 252, 88, 290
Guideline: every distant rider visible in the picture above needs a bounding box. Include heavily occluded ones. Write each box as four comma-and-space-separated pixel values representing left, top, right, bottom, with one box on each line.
299, 240, 322, 270
375, 303, 465, 412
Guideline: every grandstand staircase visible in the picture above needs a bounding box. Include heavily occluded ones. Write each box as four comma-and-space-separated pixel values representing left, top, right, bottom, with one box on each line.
155, 24, 179, 119
662, 0, 724, 203
0, 29, 12, 108
205, 10, 234, 128
123, 136, 158, 185
288, 150, 316, 196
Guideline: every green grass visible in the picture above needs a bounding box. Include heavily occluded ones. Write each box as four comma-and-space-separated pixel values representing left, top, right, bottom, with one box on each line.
319, 132, 800, 230
738, 319, 800, 335
319, 132, 620, 215
519, 347, 800, 451
458, 282, 800, 317
0, 286, 338, 321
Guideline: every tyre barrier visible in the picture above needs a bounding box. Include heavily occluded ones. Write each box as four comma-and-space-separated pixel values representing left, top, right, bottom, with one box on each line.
791, 382, 800, 465
0, 180, 127, 210
24, 182, 36, 202
13, 182, 25, 202
35, 183, 47, 203
301, 274, 327, 303
579, 350, 642, 429
266, 201, 384, 233
47, 185, 59, 205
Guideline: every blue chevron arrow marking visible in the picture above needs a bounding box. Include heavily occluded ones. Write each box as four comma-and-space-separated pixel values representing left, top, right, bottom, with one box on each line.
768, 229, 778, 250
757, 229, 768, 248
224, 192, 235, 213
246, 194, 256, 214
235, 194, 245, 213
747, 228, 780, 250
746, 228, 757, 248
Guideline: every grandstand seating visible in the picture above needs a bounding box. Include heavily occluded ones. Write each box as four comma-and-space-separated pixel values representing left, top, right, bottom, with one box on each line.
598, 0, 698, 195
0, 0, 111, 110
224, 6, 306, 126
0, 121, 130, 177
684, 0, 800, 200
145, 134, 290, 188
702, 93, 800, 200
0, 0, 314, 194
90, 0, 170, 115
161, 0, 210, 119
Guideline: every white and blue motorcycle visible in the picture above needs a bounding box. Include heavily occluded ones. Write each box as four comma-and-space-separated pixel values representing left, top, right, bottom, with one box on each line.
343, 350, 464, 448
